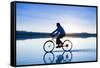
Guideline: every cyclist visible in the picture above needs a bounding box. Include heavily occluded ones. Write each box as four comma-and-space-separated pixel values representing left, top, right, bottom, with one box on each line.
51, 23, 66, 48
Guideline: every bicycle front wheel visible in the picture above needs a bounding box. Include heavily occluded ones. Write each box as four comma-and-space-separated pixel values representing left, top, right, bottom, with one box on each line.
62, 40, 73, 51
43, 40, 55, 52
43, 52, 55, 64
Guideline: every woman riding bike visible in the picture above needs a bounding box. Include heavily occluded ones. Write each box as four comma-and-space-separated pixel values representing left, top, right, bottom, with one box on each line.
51, 23, 66, 48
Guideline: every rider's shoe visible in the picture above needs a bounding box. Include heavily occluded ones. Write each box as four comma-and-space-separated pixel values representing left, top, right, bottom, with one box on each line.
56, 43, 63, 48
56, 46, 60, 48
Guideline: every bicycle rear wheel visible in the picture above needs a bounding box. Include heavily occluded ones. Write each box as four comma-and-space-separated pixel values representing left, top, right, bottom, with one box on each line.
62, 51, 72, 62
43, 40, 55, 52
62, 40, 73, 51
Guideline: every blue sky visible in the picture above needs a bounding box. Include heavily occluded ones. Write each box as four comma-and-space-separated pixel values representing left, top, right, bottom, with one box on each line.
16, 3, 96, 33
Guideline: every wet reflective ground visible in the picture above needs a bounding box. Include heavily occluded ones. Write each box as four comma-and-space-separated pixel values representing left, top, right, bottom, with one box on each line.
16, 37, 96, 65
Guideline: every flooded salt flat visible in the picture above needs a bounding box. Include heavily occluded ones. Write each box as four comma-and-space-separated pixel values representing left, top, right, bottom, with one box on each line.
16, 37, 96, 65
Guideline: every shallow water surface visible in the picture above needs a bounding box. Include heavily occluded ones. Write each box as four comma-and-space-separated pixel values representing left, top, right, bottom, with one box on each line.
16, 37, 96, 65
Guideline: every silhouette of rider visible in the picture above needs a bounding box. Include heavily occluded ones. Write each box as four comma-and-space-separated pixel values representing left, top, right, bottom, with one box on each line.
51, 23, 65, 48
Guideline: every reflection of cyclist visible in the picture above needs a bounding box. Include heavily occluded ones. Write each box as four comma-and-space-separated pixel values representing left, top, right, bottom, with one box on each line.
56, 55, 64, 63
51, 23, 66, 48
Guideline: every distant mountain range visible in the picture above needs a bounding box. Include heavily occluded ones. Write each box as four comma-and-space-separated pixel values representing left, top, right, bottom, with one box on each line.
16, 31, 96, 40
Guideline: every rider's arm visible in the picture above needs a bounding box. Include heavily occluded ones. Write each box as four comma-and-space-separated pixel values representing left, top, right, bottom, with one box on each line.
51, 29, 57, 35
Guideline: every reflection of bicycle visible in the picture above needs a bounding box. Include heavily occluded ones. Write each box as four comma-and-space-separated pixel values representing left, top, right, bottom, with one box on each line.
43, 52, 55, 64
60, 51, 72, 63
43, 38, 73, 52
43, 51, 72, 64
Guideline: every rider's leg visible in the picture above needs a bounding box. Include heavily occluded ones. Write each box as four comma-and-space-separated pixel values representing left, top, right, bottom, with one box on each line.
56, 36, 62, 48
56, 37, 60, 48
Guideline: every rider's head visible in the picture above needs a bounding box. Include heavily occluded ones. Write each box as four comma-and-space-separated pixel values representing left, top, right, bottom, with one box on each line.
56, 23, 60, 27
